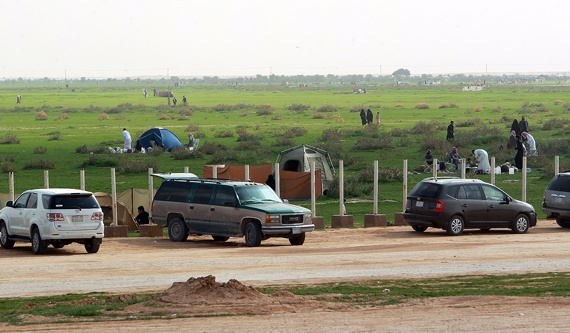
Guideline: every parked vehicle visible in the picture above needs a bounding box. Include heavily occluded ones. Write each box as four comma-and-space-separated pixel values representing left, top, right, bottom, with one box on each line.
0, 189, 104, 254
151, 177, 314, 246
404, 177, 536, 235
542, 172, 570, 227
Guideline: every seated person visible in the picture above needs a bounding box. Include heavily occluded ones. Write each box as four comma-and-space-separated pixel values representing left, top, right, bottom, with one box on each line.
500, 161, 511, 173
449, 147, 461, 171
466, 158, 477, 170
135, 206, 150, 225
425, 149, 434, 166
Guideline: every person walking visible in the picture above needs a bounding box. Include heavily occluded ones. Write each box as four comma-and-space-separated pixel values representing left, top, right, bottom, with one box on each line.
122, 128, 132, 152
359, 109, 367, 126
519, 116, 529, 133
376, 111, 381, 125
366, 109, 373, 125
446, 121, 454, 142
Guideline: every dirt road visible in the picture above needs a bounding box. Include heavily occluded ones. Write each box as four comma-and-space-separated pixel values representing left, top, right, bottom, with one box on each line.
2, 220, 570, 331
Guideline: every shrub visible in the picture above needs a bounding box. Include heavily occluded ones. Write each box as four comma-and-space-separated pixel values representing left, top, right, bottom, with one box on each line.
439, 103, 459, 109
215, 130, 234, 138
0, 133, 20, 144
119, 158, 159, 173
287, 104, 311, 113
75, 145, 109, 154
289, 127, 307, 137
2, 156, 16, 163
80, 155, 119, 167
349, 105, 368, 113
34, 146, 47, 154
201, 141, 228, 155
352, 136, 392, 151
312, 112, 325, 119
98, 113, 109, 121
235, 127, 248, 136
256, 104, 274, 116
394, 103, 404, 108
147, 146, 164, 156
455, 118, 482, 127
36, 110, 48, 120
275, 137, 294, 146
47, 131, 61, 141
411, 121, 437, 136
318, 128, 343, 142
271, 115, 282, 120
1, 163, 16, 173
158, 113, 171, 120
554, 100, 563, 105
542, 118, 570, 131
185, 124, 201, 132
414, 102, 429, 109
23, 159, 55, 170
56, 112, 69, 120
316, 104, 338, 113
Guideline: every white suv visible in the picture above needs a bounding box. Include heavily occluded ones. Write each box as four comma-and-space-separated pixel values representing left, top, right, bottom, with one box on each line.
0, 188, 104, 254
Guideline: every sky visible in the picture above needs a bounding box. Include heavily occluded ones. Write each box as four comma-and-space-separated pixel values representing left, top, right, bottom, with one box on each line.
1, 0, 569, 79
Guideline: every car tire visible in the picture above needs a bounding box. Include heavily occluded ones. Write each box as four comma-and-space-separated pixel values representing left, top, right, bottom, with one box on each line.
446, 215, 464, 236
168, 218, 189, 242
0, 222, 15, 249
212, 235, 229, 242
244, 222, 262, 247
556, 218, 570, 228
411, 225, 428, 232
84, 239, 100, 253
31, 228, 48, 255
512, 214, 530, 234
289, 233, 306, 246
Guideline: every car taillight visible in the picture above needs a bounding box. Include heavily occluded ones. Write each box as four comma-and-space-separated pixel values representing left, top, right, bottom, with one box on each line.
434, 200, 444, 213
91, 212, 104, 221
47, 213, 64, 222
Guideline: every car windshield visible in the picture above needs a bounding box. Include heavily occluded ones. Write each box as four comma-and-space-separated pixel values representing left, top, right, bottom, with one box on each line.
235, 185, 282, 204
42, 194, 100, 209
409, 182, 442, 199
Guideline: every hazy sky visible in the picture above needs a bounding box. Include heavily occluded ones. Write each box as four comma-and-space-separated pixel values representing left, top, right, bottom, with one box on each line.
1, 0, 569, 78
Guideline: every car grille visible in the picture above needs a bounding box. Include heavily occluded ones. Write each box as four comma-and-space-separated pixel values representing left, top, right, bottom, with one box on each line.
282, 214, 304, 224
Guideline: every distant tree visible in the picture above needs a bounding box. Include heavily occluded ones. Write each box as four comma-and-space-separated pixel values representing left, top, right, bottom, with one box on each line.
392, 68, 411, 76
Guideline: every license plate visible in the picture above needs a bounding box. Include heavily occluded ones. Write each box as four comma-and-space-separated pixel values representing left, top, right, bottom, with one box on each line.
555, 197, 563, 204
292, 227, 301, 234
72, 215, 83, 222
416, 201, 424, 208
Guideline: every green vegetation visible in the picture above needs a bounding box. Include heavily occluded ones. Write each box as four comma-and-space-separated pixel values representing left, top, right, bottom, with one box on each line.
1, 272, 569, 325
1, 80, 570, 224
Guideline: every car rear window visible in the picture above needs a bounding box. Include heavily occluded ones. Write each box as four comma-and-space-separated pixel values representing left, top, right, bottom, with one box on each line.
408, 182, 442, 199
42, 194, 100, 209
547, 175, 570, 192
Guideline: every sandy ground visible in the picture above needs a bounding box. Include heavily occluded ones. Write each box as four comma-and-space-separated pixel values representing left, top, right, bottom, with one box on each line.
2, 220, 570, 332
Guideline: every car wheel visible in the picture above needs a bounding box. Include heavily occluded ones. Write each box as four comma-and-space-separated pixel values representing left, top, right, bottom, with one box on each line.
512, 214, 530, 234
289, 233, 306, 246
31, 228, 48, 255
168, 218, 189, 242
244, 222, 262, 247
0, 222, 15, 249
84, 239, 101, 253
446, 215, 464, 236
411, 225, 428, 232
212, 235, 229, 242
556, 218, 570, 228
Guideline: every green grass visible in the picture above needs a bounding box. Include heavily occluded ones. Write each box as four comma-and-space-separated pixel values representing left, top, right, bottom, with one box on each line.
0, 81, 569, 223
1, 272, 568, 325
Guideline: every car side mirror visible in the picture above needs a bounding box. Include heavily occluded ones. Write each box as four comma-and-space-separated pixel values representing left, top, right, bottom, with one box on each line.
5, 201, 13, 208
282, 199, 289, 203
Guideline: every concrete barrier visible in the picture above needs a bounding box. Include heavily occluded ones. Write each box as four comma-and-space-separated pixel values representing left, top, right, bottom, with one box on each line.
364, 214, 387, 227
104, 225, 128, 238
312, 216, 325, 229
139, 224, 163, 237
331, 215, 354, 228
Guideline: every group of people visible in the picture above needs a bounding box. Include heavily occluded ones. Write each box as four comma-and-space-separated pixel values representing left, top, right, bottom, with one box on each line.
424, 146, 491, 174
359, 109, 381, 126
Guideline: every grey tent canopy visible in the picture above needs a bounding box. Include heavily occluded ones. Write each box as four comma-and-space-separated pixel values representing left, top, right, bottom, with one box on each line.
276, 144, 336, 190
136, 127, 183, 151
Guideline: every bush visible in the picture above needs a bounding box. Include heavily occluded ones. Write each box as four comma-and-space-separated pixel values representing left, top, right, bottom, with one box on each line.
34, 146, 47, 154
147, 146, 164, 156
75, 145, 109, 154
47, 131, 61, 141
275, 137, 294, 146
438, 103, 459, 109
98, 113, 109, 121
1, 163, 16, 173
36, 110, 48, 120
119, 158, 159, 173
317, 104, 338, 113
0, 133, 20, 144
171, 147, 194, 160
352, 135, 392, 151
414, 102, 430, 109
256, 104, 274, 116
287, 104, 311, 113
201, 141, 228, 155
318, 128, 343, 142
289, 127, 307, 137
542, 118, 570, 130
23, 159, 56, 170
214, 130, 234, 138
80, 155, 119, 167
312, 112, 325, 119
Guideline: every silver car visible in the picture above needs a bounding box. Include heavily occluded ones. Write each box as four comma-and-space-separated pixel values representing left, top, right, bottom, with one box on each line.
543, 172, 570, 228
0, 188, 104, 254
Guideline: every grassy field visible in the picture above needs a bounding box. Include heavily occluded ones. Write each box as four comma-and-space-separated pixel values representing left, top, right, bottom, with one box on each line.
1, 80, 570, 224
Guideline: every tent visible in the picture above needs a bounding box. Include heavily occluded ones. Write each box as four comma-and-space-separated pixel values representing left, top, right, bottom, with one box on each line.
94, 189, 152, 231
276, 144, 335, 192
137, 127, 183, 151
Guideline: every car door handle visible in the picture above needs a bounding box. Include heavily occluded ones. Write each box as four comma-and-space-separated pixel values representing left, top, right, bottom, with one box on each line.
488, 205, 494, 209
189, 206, 194, 210
210, 207, 215, 211
461, 204, 468, 208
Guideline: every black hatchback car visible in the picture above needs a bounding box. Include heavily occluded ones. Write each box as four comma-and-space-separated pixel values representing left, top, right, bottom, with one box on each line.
404, 177, 537, 236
